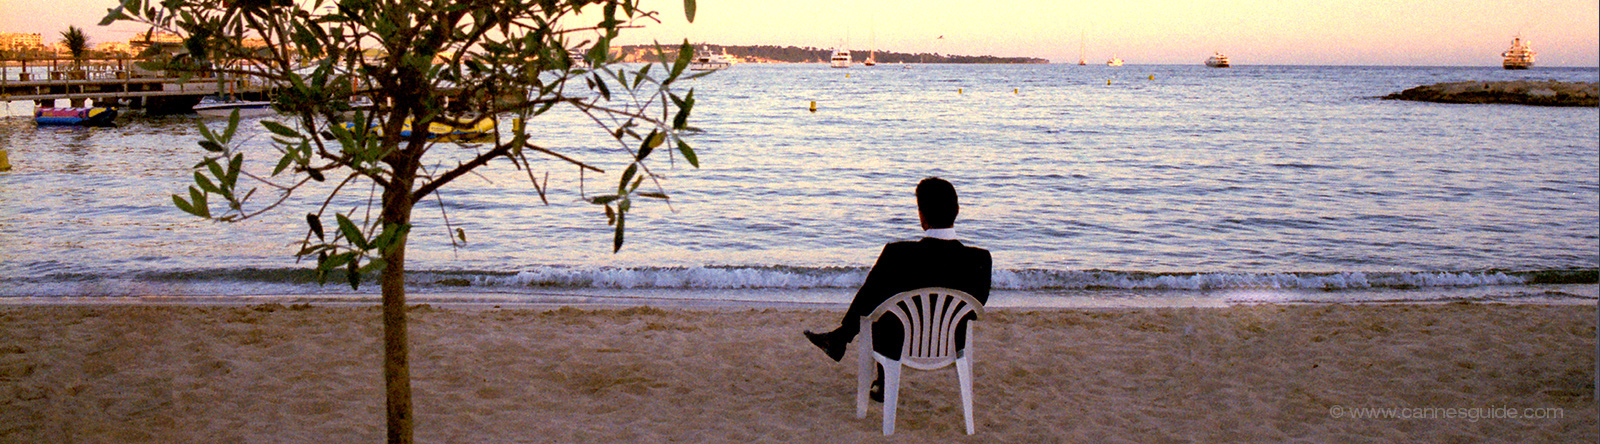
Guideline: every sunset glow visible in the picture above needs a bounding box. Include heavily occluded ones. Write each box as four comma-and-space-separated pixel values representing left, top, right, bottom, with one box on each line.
2, 0, 1596, 66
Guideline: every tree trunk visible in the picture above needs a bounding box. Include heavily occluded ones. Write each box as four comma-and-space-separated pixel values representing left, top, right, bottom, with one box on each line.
380, 175, 417, 444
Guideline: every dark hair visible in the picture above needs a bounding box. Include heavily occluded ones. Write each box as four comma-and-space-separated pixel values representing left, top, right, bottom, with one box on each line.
916, 177, 959, 229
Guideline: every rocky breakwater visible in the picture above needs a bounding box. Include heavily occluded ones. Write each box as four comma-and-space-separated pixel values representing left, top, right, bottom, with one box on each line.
1384, 80, 1598, 107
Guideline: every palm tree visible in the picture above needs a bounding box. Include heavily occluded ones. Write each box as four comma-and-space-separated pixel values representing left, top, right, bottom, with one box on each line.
61, 26, 89, 70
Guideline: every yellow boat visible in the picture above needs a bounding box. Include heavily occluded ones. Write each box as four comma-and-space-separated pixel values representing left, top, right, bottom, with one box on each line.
399, 117, 495, 139
347, 117, 496, 139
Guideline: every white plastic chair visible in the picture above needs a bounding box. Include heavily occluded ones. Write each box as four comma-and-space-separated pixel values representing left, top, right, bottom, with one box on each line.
855, 287, 983, 435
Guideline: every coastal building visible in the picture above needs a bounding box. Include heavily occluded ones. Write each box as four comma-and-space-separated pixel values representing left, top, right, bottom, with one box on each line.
97, 41, 138, 55
0, 32, 44, 50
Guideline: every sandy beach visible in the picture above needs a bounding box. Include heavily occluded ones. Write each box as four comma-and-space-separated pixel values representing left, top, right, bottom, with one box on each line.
0, 302, 1593, 442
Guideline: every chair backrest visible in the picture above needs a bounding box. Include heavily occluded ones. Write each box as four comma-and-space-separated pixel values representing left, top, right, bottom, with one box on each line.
867, 287, 984, 369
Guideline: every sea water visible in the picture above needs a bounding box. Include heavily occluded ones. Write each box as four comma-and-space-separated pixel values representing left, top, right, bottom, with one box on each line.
1, 64, 1595, 307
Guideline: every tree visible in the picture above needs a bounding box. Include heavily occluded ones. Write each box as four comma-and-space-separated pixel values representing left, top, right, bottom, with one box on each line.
102, 0, 704, 442
60, 25, 89, 67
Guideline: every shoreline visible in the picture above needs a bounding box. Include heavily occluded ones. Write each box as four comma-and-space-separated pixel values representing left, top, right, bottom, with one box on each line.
1, 283, 1593, 309
1, 302, 1593, 442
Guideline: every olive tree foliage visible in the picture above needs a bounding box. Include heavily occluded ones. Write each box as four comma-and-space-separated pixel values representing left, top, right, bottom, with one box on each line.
102, 0, 702, 441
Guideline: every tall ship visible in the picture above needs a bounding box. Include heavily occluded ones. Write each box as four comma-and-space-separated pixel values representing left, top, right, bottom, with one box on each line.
1205, 52, 1230, 68
829, 48, 851, 68
1501, 36, 1535, 70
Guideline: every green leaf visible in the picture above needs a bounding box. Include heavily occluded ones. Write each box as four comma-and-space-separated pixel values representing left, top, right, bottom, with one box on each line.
307, 213, 325, 240
672, 89, 695, 130
194, 172, 220, 194
223, 108, 241, 141
677, 139, 699, 168
632, 65, 648, 89
618, 164, 637, 194
612, 211, 626, 252
359, 257, 387, 275
204, 158, 226, 184
199, 140, 225, 152
684, 0, 697, 23
373, 223, 411, 250
307, 168, 325, 182
196, 117, 218, 144
346, 257, 361, 290
172, 194, 199, 217
639, 192, 669, 199
589, 195, 620, 205
636, 130, 660, 160
226, 153, 243, 185
593, 74, 611, 100
336, 213, 368, 250
272, 152, 295, 176
316, 252, 330, 284
669, 40, 692, 81
188, 187, 210, 219
261, 120, 301, 139
98, 5, 127, 26
320, 251, 350, 270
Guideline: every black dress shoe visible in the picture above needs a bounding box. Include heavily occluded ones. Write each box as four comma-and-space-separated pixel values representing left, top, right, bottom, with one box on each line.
804, 330, 846, 362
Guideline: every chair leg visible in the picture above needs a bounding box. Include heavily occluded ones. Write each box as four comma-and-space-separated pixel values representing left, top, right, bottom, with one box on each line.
957, 356, 974, 435
881, 362, 902, 435
856, 322, 874, 419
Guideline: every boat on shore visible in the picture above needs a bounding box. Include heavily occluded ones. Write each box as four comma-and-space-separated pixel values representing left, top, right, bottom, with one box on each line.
1501, 36, 1535, 70
1205, 52, 1231, 68
193, 96, 276, 117
689, 46, 737, 71
349, 117, 496, 140
829, 48, 851, 68
34, 107, 117, 126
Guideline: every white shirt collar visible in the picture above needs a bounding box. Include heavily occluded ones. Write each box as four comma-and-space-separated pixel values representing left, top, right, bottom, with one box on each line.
924, 228, 957, 240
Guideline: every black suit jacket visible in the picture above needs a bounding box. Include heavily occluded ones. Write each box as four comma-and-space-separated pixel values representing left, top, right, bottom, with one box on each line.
844, 237, 992, 359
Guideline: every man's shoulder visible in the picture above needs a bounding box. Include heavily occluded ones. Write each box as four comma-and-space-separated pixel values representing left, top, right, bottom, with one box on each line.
885, 238, 991, 256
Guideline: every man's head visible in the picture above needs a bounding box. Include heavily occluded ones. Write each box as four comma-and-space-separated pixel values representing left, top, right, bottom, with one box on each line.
916, 177, 959, 230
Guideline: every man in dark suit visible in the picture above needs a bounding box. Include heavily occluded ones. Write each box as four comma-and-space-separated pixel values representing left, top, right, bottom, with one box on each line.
805, 177, 992, 399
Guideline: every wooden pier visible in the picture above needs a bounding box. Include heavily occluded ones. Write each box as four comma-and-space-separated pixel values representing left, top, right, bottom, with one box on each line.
1, 56, 273, 113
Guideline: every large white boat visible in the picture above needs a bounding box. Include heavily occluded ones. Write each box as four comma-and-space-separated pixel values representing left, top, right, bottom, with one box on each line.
1205, 52, 1230, 68
1501, 36, 1535, 70
829, 48, 851, 68
193, 95, 276, 117
689, 46, 737, 71
1106, 56, 1123, 67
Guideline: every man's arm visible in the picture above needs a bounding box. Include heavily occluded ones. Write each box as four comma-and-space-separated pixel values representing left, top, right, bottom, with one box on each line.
846, 244, 903, 320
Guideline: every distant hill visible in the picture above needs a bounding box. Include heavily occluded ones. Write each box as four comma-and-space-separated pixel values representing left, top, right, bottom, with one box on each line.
613, 44, 1048, 64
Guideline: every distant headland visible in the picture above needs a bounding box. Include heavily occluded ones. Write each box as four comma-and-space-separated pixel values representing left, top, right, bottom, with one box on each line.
1384, 80, 1598, 107
613, 44, 1048, 64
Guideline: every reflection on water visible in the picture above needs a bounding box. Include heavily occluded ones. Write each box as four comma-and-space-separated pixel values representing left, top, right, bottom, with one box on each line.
0, 65, 1595, 300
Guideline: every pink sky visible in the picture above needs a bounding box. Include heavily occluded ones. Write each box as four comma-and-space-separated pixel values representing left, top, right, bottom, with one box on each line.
4, 0, 1596, 66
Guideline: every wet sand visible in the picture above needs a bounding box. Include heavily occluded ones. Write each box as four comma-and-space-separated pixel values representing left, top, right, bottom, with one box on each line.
0, 302, 1593, 442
